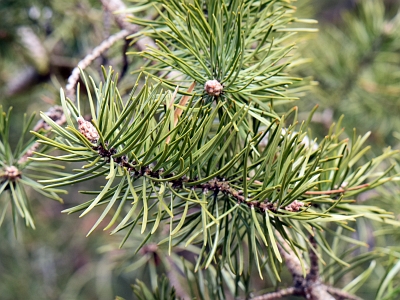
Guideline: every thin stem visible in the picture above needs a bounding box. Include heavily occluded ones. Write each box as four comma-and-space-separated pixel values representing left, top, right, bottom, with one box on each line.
304, 183, 369, 195
250, 177, 370, 196
325, 286, 363, 300
252, 233, 361, 300
307, 234, 319, 283
251, 287, 297, 300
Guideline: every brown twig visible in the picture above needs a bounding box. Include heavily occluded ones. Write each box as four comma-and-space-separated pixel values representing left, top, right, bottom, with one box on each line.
165, 256, 191, 300
165, 86, 180, 144
173, 82, 196, 127
304, 184, 370, 195
165, 82, 196, 144
325, 286, 364, 300
251, 233, 362, 300
249, 177, 370, 196
308, 235, 319, 282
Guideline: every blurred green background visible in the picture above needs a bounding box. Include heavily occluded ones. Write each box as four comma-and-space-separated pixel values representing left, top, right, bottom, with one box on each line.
1, 0, 400, 299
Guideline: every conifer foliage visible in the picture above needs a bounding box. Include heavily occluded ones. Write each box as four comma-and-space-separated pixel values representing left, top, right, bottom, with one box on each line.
1, 0, 400, 299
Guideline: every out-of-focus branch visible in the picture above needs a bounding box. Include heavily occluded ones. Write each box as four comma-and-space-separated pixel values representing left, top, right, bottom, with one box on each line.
251, 233, 362, 300
65, 29, 130, 100
165, 256, 191, 300
100, 0, 138, 32
307, 235, 319, 282
6, 27, 49, 96
17, 26, 50, 74
100, 0, 156, 54
65, 0, 157, 100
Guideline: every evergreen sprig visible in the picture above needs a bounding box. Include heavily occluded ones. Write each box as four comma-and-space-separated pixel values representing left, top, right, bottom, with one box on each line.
3, 0, 400, 298
128, 0, 316, 109
0, 106, 64, 229
31, 67, 400, 280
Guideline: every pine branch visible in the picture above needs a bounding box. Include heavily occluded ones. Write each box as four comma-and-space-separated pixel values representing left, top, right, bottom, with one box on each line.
31, 66, 399, 273
90, 141, 275, 210
78, 122, 389, 221
15, 1, 400, 296
94, 133, 390, 216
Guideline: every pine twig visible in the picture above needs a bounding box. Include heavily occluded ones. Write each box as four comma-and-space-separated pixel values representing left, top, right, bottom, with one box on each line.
307, 235, 319, 282
172, 82, 196, 127
250, 177, 370, 196
165, 256, 191, 300
325, 286, 363, 300
21, 28, 127, 163
304, 183, 370, 195
166, 82, 196, 144
251, 233, 362, 300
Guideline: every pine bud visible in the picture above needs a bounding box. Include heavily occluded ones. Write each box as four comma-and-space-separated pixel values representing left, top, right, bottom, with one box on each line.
4, 166, 20, 181
204, 79, 223, 97
77, 117, 99, 142
284, 200, 305, 212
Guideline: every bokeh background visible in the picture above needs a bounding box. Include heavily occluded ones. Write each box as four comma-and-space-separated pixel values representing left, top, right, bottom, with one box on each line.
1, 0, 400, 299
